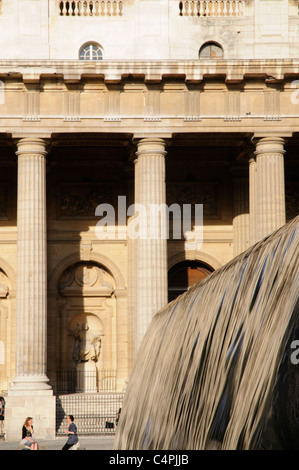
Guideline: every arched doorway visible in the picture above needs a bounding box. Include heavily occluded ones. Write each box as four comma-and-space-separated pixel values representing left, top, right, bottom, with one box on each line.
168, 260, 214, 302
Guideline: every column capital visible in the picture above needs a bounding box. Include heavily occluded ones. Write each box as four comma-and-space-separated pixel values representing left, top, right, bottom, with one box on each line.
135, 137, 167, 157
252, 136, 286, 156
15, 137, 49, 157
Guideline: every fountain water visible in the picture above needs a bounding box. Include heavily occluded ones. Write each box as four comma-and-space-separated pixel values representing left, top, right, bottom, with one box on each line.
115, 216, 299, 449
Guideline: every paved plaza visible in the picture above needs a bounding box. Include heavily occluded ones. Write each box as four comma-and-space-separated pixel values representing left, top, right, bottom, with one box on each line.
0, 435, 115, 451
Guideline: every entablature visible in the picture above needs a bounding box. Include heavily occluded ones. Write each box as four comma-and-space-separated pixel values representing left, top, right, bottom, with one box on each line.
0, 59, 298, 136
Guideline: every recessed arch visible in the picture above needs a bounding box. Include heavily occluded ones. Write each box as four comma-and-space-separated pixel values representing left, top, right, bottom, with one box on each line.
168, 251, 222, 272
168, 252, 222, 302
48, 252, 126, 293
168, 260, 214, 302
0, 257, 16, 292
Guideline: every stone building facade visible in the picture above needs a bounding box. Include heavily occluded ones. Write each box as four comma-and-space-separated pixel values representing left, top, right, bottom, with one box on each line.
0, 0, 299, 440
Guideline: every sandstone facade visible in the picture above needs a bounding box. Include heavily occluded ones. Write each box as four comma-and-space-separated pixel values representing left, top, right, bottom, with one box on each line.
0, 0, 298, 439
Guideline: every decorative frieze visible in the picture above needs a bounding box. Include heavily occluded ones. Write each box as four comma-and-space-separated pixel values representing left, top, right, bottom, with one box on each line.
58, 183, 114, 219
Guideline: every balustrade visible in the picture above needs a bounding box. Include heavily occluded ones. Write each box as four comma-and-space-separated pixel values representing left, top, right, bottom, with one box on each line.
179, 0, 245, 16
59, 0, 123, 17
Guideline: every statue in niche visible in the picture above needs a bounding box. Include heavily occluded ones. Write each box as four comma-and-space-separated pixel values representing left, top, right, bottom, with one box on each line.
72, 322, 102, 364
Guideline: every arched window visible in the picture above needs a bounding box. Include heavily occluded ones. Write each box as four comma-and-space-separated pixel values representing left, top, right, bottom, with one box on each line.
199, 42, 223, 59
79, 43, 103, 61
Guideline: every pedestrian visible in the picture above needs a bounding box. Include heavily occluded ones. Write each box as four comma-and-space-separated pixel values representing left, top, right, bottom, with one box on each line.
21, 417, 38, 450
62, 415, 79, 450
116, 408, 121, 426
0, 397, 5, 421
0, 397, 4, 438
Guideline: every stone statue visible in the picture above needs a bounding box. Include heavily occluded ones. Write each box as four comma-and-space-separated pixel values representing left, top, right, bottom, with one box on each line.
72, 322, 102, 364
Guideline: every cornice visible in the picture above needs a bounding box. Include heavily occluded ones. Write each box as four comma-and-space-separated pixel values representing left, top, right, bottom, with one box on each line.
0, 59, 299, 83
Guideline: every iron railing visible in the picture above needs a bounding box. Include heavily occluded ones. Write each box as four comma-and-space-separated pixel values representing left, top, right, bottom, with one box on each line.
56, 393, 124, 435
56, 369, 117, 393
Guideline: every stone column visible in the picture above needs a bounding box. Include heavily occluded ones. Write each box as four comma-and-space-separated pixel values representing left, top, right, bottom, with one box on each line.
254, 137, 286, 242
134, 138, 168, 352
6, 138, 55, 441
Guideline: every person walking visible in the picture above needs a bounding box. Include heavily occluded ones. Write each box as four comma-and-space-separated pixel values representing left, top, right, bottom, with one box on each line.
0, 397, 5, 421
62, 415, 79, 450
0, 397, 4, 439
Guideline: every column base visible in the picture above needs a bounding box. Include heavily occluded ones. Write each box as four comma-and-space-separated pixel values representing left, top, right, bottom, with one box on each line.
5, 394, 56, 441
8, 375, 52, 394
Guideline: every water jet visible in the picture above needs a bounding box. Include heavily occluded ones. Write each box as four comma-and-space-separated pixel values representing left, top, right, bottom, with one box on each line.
115, 216, 299, 450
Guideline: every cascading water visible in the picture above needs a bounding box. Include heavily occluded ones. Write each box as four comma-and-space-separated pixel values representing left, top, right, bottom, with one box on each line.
115, 216, 299, 450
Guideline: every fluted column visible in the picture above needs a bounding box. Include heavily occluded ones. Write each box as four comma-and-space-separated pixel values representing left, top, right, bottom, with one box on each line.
134, 138, 168, 352
11, 138, 51, 392
254, 137, 286, 242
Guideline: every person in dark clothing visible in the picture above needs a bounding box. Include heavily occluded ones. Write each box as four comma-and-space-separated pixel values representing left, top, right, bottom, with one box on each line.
0, 397, 5, 421
62, 415, 79, 450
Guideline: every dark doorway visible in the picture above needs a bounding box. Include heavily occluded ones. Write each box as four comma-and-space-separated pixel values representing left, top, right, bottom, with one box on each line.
168, 260, 214, 302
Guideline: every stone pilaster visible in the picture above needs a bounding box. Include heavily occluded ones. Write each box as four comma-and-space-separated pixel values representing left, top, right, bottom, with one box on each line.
254, 137, 286, 241
134, 138, 168, 352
